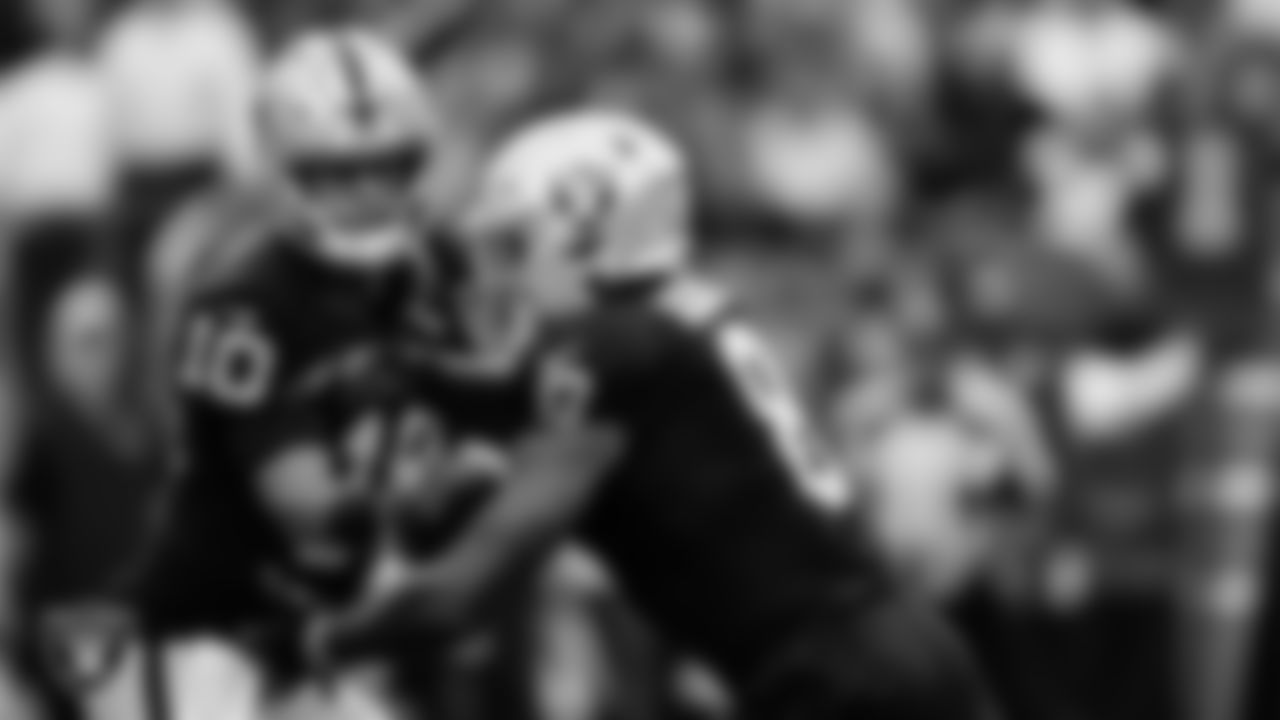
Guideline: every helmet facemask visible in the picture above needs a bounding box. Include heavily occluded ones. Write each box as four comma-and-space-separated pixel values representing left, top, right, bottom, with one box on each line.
282, 142, 430, 265
259, 29, 439, 268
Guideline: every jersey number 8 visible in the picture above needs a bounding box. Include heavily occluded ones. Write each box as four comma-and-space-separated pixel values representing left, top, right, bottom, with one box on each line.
715, 324, 851, 512
179, 313, 276, 408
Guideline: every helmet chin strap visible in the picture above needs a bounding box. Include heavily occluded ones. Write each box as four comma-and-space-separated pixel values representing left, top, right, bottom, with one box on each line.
311, 222, 416, 268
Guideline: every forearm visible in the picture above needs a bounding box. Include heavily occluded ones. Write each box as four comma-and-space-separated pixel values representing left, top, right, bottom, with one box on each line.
415, 485, 573, 626
335, 476, 578, 658
328, 425, 621, 657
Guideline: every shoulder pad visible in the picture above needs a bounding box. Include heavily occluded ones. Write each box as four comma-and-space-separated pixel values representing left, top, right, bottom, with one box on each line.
654, 276, 731, 328
186, 196, 305, 303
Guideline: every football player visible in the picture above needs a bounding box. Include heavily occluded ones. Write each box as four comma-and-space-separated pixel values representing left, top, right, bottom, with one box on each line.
57, 28, 453, 720
324, 111, 997, 720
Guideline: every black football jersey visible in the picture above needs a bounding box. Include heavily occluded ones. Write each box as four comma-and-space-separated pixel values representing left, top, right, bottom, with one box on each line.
132, 218, 436, 632
554, 281, 887, 684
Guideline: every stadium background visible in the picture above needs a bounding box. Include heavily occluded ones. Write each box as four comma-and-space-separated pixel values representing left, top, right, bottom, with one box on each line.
0, 0, 1277, 720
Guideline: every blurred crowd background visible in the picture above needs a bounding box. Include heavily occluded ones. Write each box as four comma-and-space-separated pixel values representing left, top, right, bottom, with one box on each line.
4, 0, 1280, 720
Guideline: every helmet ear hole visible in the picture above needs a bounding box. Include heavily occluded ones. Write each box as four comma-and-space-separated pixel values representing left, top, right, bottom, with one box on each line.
607, 174, 682, 252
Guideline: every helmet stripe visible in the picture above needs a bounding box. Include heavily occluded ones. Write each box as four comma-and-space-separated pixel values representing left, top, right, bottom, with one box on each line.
335, 36, 376, 126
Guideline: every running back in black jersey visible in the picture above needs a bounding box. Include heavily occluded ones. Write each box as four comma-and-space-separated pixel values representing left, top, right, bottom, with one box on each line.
526, 280, 887, 685
504, 280, 992, 720
132, 216, 432, 635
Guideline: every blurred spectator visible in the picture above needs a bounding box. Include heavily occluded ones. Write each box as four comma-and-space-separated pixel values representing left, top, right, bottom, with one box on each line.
1002, 0, 1178, 274
817, 267, 1061, 718
1006, 0, 1178, 128
1175, 123, 1242, 264
917, 1, 1039, 201
98, 0, 261, 299
0, 7, 114, 717
638, 0, 723, 72
0, 0, 117, 395
432, 29, 545, 137
1028, 303, 1204, 720
427, 29, 546, 209
1162, 33, 1280, 353
979, 0, 1179, 298
741, 77, 900, 238
1188, 358, 1280, 720
839, 0, 937, 121
1221, 0, 1280, 43
9, 274, 162, 720
745, 0, 845, 70
1023, 116, 1168, 274
11, 272, 160, 604
1059, 313, 1203, 445
828, 275, 1054, 601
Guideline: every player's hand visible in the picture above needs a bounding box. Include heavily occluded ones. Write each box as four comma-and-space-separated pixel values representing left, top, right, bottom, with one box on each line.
672, 660, 734, 720
512, 420, 625, 489
304, 583, 435, 668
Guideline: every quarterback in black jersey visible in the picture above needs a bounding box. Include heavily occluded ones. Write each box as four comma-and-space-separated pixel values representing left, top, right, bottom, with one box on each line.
327, 111, 995, 720
62, 28, 468, 720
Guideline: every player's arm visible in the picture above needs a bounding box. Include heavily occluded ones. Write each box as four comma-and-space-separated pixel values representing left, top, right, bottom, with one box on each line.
323, 356, 623, 654
231, 402, 377, 596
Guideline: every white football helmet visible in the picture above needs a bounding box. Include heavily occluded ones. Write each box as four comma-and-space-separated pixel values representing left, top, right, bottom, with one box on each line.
461, 109, 692, 316
260, 28, 439, 266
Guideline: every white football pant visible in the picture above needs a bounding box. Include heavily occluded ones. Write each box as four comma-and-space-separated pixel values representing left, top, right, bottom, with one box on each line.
79, 636, 403, 720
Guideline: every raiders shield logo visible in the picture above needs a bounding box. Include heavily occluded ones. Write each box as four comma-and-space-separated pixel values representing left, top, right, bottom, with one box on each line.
40, 604, 132, 693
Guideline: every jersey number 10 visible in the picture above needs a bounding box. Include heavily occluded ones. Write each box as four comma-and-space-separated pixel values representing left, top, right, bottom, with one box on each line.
179, 313, 277, 408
